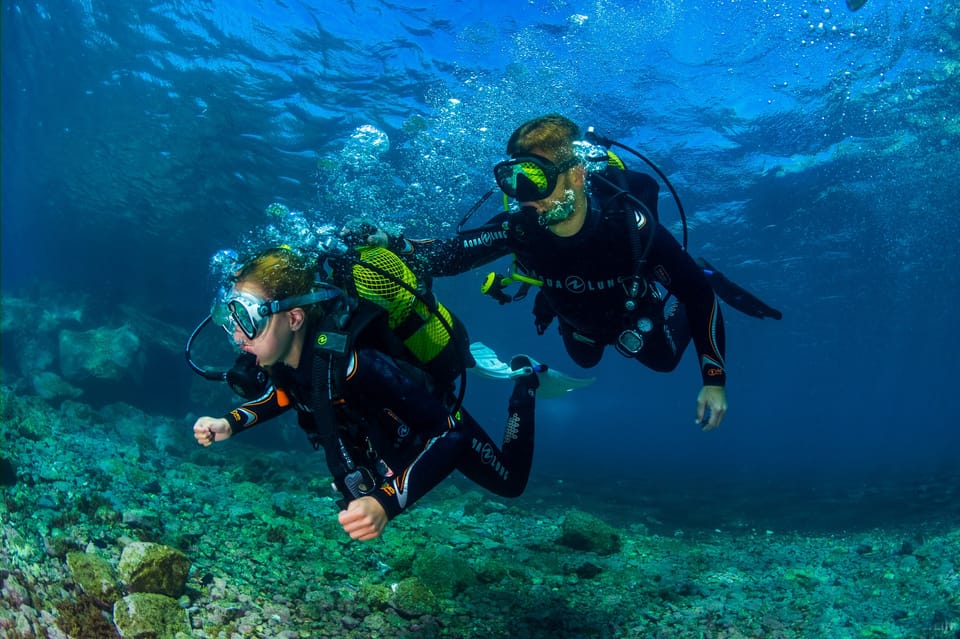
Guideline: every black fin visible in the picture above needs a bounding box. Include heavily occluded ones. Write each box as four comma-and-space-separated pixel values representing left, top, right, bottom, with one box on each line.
696, 257, 783, 320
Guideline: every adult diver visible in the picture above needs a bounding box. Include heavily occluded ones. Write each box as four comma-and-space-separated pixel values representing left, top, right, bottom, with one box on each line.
351, 114, 781, 431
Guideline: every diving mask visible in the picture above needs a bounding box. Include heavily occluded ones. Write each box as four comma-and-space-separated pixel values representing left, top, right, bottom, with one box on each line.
212, 285, 344, 341
493, 154, 579, 202
212, 291, 271, 341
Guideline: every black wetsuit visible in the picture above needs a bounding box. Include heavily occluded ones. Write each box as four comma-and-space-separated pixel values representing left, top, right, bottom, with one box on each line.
223, 327, 537, 520
395, 169, 727, 387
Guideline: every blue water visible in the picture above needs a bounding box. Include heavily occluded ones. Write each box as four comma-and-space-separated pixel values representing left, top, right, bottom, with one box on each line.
3, 0, 958, 527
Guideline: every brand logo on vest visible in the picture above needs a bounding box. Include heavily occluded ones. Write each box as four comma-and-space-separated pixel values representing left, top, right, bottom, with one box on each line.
316, 333, 328, 346
542, 275, 619, 294
565, 275, 585, 293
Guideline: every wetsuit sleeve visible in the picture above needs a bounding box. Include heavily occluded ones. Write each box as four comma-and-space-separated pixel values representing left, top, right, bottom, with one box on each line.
389, 213, 514, 276
220, 385, 293, 435
648, 228, 727, 386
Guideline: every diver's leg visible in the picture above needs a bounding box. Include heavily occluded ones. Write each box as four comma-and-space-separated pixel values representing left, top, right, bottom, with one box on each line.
558, 321, 605, 368
454, 370, 537, 498
633, 298, 690, 372
696, 257, 782, 320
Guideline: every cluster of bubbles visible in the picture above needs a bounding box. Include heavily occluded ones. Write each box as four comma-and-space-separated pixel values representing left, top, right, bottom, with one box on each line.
796, 3, 869, 48
304, 1, 694, 241
224, 119, 622, 286
393, 95, 502, 232
262, 203, 336, 252
311, 106, 504, 238
214, 119, 439, 282
315, 124, 405, 228
573, 140, 613, 176
207, 201, 343, 295
207, 248, 242, 306
209, 248, 240, 285
340, 124, 391, 172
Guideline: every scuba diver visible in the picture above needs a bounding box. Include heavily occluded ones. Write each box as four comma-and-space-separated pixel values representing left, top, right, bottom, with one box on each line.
186, 245, 541, 541
350, 114, 781, 432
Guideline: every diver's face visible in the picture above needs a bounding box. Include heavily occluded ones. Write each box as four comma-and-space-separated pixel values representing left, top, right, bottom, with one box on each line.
517, 154, 575, 212
231, 282, 296, 368
521, 149, 587, 237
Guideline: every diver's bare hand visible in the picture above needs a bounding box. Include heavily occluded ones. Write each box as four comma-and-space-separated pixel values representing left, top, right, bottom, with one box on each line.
193, 416, 232, 446
338, 496, 388, 541
696, 386, 727, 431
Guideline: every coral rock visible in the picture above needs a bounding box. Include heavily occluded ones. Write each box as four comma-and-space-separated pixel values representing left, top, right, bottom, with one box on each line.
558, 509, 622, 555
118, 542, 191, 597
59, 325, 143, 382
66, 551, 121, 604
113, 592, 190, 639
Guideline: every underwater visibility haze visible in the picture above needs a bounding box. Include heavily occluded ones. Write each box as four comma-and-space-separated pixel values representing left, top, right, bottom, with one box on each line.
2, 1, 959, 637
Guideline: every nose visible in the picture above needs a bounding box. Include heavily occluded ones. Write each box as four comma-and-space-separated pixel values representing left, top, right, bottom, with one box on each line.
519, 200, 545, 213
232, 325, 249, 346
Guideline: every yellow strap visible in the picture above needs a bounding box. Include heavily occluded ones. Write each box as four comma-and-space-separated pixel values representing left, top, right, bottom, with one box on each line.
607, 150, 626, 170
506, 272, 543, 287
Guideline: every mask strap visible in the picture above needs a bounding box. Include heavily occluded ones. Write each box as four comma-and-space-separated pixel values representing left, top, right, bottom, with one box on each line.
263, 285, 343, 315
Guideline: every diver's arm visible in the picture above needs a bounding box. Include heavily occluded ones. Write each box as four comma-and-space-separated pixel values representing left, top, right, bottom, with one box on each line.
402, 234, 511, 275
343, 214, 513, 276
648, 229, 728, 429
193, 416, 232, 446
649, 228, 727, 387
387, 215, 515, 276
219, 385, 293, 435
193, 386, 291, 446
696, 385, 727, 432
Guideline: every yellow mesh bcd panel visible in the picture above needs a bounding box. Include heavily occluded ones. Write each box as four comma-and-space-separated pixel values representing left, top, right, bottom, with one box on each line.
352, 247, 452, 363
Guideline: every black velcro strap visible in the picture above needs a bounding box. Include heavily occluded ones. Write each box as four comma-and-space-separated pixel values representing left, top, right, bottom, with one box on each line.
315, 330, 350, 355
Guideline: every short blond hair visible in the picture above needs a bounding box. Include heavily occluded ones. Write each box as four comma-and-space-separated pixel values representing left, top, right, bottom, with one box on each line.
235, 248, 326, 322
506, 114, 580, 164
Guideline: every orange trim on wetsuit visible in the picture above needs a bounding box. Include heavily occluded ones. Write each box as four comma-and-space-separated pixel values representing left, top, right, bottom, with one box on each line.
222, 385, 293, 434
700, 295, 726, 385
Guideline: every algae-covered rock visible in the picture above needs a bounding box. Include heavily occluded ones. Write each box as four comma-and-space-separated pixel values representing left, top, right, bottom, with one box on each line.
411, 545, 474, 595
358, 581, 393, 608
66, 551, 121, 603
118, 542, 190, 597
472, 555, 515, 583
391, 577, 438, 618
32, 370, 83, 400
113, 592, 190, 639
59, 324, 143, 382
558, 509, 622, 555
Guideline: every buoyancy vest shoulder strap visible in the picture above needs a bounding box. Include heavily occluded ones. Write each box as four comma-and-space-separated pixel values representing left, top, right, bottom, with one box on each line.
589, 168, 659, 311
308, 301, 388, 504
307, 300, 385, 447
